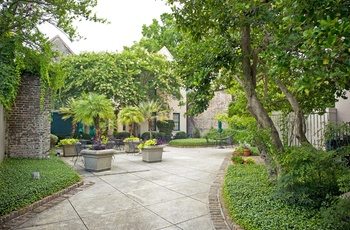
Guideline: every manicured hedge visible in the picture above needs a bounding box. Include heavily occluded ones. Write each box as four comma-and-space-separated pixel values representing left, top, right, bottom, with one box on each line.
169, 138, 216, 147
0, 153, 81, 216
223, 164, 323, 229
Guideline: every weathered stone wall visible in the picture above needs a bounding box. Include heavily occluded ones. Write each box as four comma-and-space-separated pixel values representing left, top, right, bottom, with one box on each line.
0, 103, 5, 163
6, 74, 51, 158
188, 90, 232, 136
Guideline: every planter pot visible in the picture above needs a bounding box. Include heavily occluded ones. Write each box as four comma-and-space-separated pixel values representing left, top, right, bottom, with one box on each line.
124, 141, 140, 153
81, 149, 116, 172
141, 145, 164, 163
62, 144, 78, 157
243, 149, 251, 156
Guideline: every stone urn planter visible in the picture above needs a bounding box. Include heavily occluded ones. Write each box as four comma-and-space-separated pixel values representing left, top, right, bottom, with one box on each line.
62, 144, 77, 157
141, 145, 165, 163
81, 149, 116, 172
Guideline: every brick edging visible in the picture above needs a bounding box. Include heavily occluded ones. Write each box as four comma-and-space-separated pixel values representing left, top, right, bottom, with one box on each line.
0, 180, 93, 229
209, 153, 243, 230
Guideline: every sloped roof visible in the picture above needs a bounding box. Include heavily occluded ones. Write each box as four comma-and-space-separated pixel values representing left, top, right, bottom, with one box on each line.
50, 35, 74, 56
157, 46, 173, 61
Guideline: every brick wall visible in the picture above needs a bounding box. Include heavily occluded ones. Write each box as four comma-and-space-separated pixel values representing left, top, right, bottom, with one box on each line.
188, 90, 232, 136
6, 74, 51, 158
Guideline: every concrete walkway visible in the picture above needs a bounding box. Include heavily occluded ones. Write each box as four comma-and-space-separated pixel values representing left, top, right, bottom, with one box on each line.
13, 146, 232, 230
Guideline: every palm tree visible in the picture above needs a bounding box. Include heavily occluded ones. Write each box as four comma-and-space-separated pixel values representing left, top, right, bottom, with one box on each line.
117, 106, 144, 135
137, 100, 168, 139
74, 93, 115, 141
58, 98, 79, 138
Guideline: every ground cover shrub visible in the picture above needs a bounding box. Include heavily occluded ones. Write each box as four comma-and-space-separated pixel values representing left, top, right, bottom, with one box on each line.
0, 153, 81, 216
169, 138, 214, 147
320, 197, 350, 229
224, 164, 323, 229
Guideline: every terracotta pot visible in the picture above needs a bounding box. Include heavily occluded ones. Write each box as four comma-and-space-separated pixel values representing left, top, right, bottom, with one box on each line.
243, 149, 251, 156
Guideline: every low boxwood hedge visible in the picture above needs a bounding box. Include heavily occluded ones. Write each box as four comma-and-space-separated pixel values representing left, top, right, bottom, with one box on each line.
0, 153, 81, 216
169, 138, 216, 147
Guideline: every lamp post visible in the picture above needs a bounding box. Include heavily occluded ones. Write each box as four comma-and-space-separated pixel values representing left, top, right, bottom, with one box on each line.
218, 121, 224, 149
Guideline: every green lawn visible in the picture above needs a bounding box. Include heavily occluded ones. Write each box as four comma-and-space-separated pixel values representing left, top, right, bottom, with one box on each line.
0, 153, 81, 216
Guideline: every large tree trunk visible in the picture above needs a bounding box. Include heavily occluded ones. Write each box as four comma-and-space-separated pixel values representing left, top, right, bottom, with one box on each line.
275, 78, 310, 144
240, 26, 284, 179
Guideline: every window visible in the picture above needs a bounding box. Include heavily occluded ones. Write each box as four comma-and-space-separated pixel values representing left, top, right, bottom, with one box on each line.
173, 113, 180, 131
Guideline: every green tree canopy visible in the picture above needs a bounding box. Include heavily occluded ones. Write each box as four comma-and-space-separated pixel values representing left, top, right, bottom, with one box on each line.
59, 46, 181, 108
0, 0, 105, 108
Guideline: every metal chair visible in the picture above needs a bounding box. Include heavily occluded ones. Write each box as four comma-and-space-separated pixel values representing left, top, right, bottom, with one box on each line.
225, 135, 235, 148
72, 143, 83, 166
115, 139, 124, 151
127, 141, 139, 155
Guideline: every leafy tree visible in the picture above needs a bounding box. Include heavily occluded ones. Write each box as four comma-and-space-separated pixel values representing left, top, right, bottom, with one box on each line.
58, 98, 79, 138
167, 0, 350, 178
0, 0, 105, 108
137, 100, 168, 139
140, 13, 182, 57
74, 93, 115, 141
59, 46, 181, 108
117, 106, 144, 135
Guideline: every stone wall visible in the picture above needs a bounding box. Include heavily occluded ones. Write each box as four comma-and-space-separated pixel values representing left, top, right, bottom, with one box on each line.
0, 103, 5, 163
188, 90, 232, 136
6, 74, 51, 158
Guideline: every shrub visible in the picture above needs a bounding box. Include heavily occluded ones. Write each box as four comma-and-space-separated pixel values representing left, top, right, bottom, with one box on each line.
113, 132, 130, 139
174, 131, 187, 139
244, 157, 255, 164
50, 134, 58, 148
275, 144, 344, 208
156, 120, 174, 135
169, 138, 211, 147
0, 152, 81, 216
320, 197, 350, 229
140, 132, 164, 140
231, 155, 244, 164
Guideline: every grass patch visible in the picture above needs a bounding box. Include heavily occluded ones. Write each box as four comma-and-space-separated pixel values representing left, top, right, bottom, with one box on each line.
0, 152, 81, 216
168, 138, 216, 147
223, 164, 323, 229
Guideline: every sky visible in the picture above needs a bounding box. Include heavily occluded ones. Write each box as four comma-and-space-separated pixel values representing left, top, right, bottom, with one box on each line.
41, 0, 172, 54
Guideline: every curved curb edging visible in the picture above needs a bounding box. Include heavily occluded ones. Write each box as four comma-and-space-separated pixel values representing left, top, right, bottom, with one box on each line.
209, 153, 243, 230
0, 180, 93, 229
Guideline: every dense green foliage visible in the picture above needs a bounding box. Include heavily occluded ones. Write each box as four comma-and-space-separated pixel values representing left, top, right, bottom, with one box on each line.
174, 131, 187, 139
156, 120, 175, 135
59, 47, 181, 108
113, 132, 131, 139
224, 165, 323, 229
169, 138, 215, 147
0, 0, 105, 108
0, 153, 81, 216
275, 145, 347, 208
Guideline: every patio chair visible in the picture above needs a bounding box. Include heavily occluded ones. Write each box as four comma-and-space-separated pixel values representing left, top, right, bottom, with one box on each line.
72, 143, 83, 166
115, 139, 124, 151
225, 135, 235, 148
127, 141, 139, 155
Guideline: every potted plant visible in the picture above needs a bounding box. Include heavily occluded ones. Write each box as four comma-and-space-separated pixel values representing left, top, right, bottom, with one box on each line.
244, 157, 256, 164
57, 138, 80, 157
233, 145, 244, 155
74, 93, 117, 172
231, 155, 244, 164
138, 139, 165, 162
240, 142, 251, 156
123, 136, 141, 153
